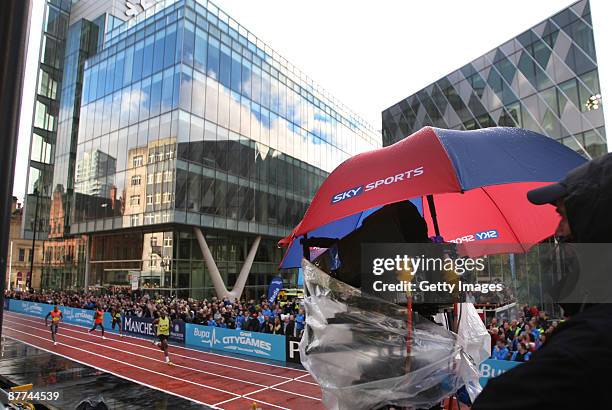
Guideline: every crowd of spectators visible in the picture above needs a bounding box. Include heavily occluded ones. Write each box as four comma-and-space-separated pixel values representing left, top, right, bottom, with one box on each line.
488, 304, 558, 362
4, 289, 306, 338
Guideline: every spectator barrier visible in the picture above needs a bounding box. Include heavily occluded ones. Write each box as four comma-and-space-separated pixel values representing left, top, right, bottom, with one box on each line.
479, 358, 522, 387
185, 323, 286, 361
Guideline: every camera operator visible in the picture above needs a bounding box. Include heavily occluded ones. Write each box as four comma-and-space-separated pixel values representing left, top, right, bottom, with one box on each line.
472, 153, 612, 409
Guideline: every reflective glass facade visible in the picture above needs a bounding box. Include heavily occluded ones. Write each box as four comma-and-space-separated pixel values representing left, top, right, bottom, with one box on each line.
71, 0, 378, 238
22, 0, 72, 241
34, 0, 380, 294
382, 0, 606, 159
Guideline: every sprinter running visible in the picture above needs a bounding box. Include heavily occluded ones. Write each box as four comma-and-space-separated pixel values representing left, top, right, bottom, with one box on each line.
111, 304, 123, 337
153, 310, 172, 364
45, 305, 63, 346
88, 305, 106, 339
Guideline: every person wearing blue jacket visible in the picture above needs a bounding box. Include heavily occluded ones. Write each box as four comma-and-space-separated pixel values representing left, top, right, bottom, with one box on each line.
510, 343, 531, 362
492, 340, 509, 361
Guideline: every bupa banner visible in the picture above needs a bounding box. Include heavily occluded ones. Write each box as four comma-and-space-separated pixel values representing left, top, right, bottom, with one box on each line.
479, 358, 522, 387
122, 316, 184, 343
285, 336, 301, 364
185, 324, 286, 362
267, 276, 284, 304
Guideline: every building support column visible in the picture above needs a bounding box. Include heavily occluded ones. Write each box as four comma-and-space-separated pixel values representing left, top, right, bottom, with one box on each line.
84, 235, 91, 289
193, 227, 261, 300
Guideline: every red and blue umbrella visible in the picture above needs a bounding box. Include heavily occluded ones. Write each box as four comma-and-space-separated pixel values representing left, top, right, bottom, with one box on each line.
279, 126, 586, 268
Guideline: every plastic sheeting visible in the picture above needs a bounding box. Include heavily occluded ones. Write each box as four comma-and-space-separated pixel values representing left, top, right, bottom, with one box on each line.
456, 303, 491, 401
299, 259, 482, 410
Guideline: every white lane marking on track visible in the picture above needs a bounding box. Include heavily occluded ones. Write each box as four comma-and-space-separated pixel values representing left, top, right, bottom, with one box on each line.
7, 325, 293, 410
6, 311, 307, 380
7, 315, 322, 403
215, 374, 318, 407
8, 316, 321, 401
1, 333, 220, 409
9, 317, 269, 390
6, 309, 308, 373
293, 373, 318, 385
5, 325, 239, 398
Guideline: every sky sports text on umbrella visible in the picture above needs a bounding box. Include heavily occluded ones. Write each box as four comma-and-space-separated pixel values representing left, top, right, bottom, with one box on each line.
331, 166, 424, 204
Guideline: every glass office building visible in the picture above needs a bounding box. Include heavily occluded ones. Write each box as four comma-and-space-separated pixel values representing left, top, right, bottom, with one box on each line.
382, 0, 607, 159
381, 0, 608, 311
23, 0, 380, 295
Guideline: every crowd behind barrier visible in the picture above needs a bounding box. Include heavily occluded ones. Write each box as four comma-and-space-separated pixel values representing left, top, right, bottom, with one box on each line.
4, 290, 554, 368
4, 289, 305, 362
487, 304, 558, 363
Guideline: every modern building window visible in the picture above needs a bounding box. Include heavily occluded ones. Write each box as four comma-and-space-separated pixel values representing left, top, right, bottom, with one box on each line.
133, 155, 143, 167
147, 174, 154, 184
131, 175, 142, 186
146, 194, 153, 205
130, 195, 140, 205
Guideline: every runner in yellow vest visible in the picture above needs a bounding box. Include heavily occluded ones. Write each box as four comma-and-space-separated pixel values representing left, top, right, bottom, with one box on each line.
153, 310, 172, 364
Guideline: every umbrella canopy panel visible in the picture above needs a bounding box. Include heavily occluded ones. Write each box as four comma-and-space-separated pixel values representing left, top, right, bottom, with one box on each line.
292, 126, 586, 238
279, 127, 587, 268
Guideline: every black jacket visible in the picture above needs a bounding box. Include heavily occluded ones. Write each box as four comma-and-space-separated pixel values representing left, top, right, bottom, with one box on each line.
473, 153, 612, 410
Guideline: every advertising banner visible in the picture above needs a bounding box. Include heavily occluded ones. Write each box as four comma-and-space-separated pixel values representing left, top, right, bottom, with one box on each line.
122, 315, 156, 337
61, 306, 96, 328
122, 315, 184, 343
8, 300, 47, 318
129, 271, 140, 291
8, 300, 116, 332
479, 358, 522, 387
267, 276, 284, 304
285, 336, 301, 364
170, 319, 185, 343
185, 324, 286, 362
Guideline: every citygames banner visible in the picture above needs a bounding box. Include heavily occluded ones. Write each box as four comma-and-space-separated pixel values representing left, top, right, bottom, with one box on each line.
185, 324, 286, 362
122, 316, 185, 343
